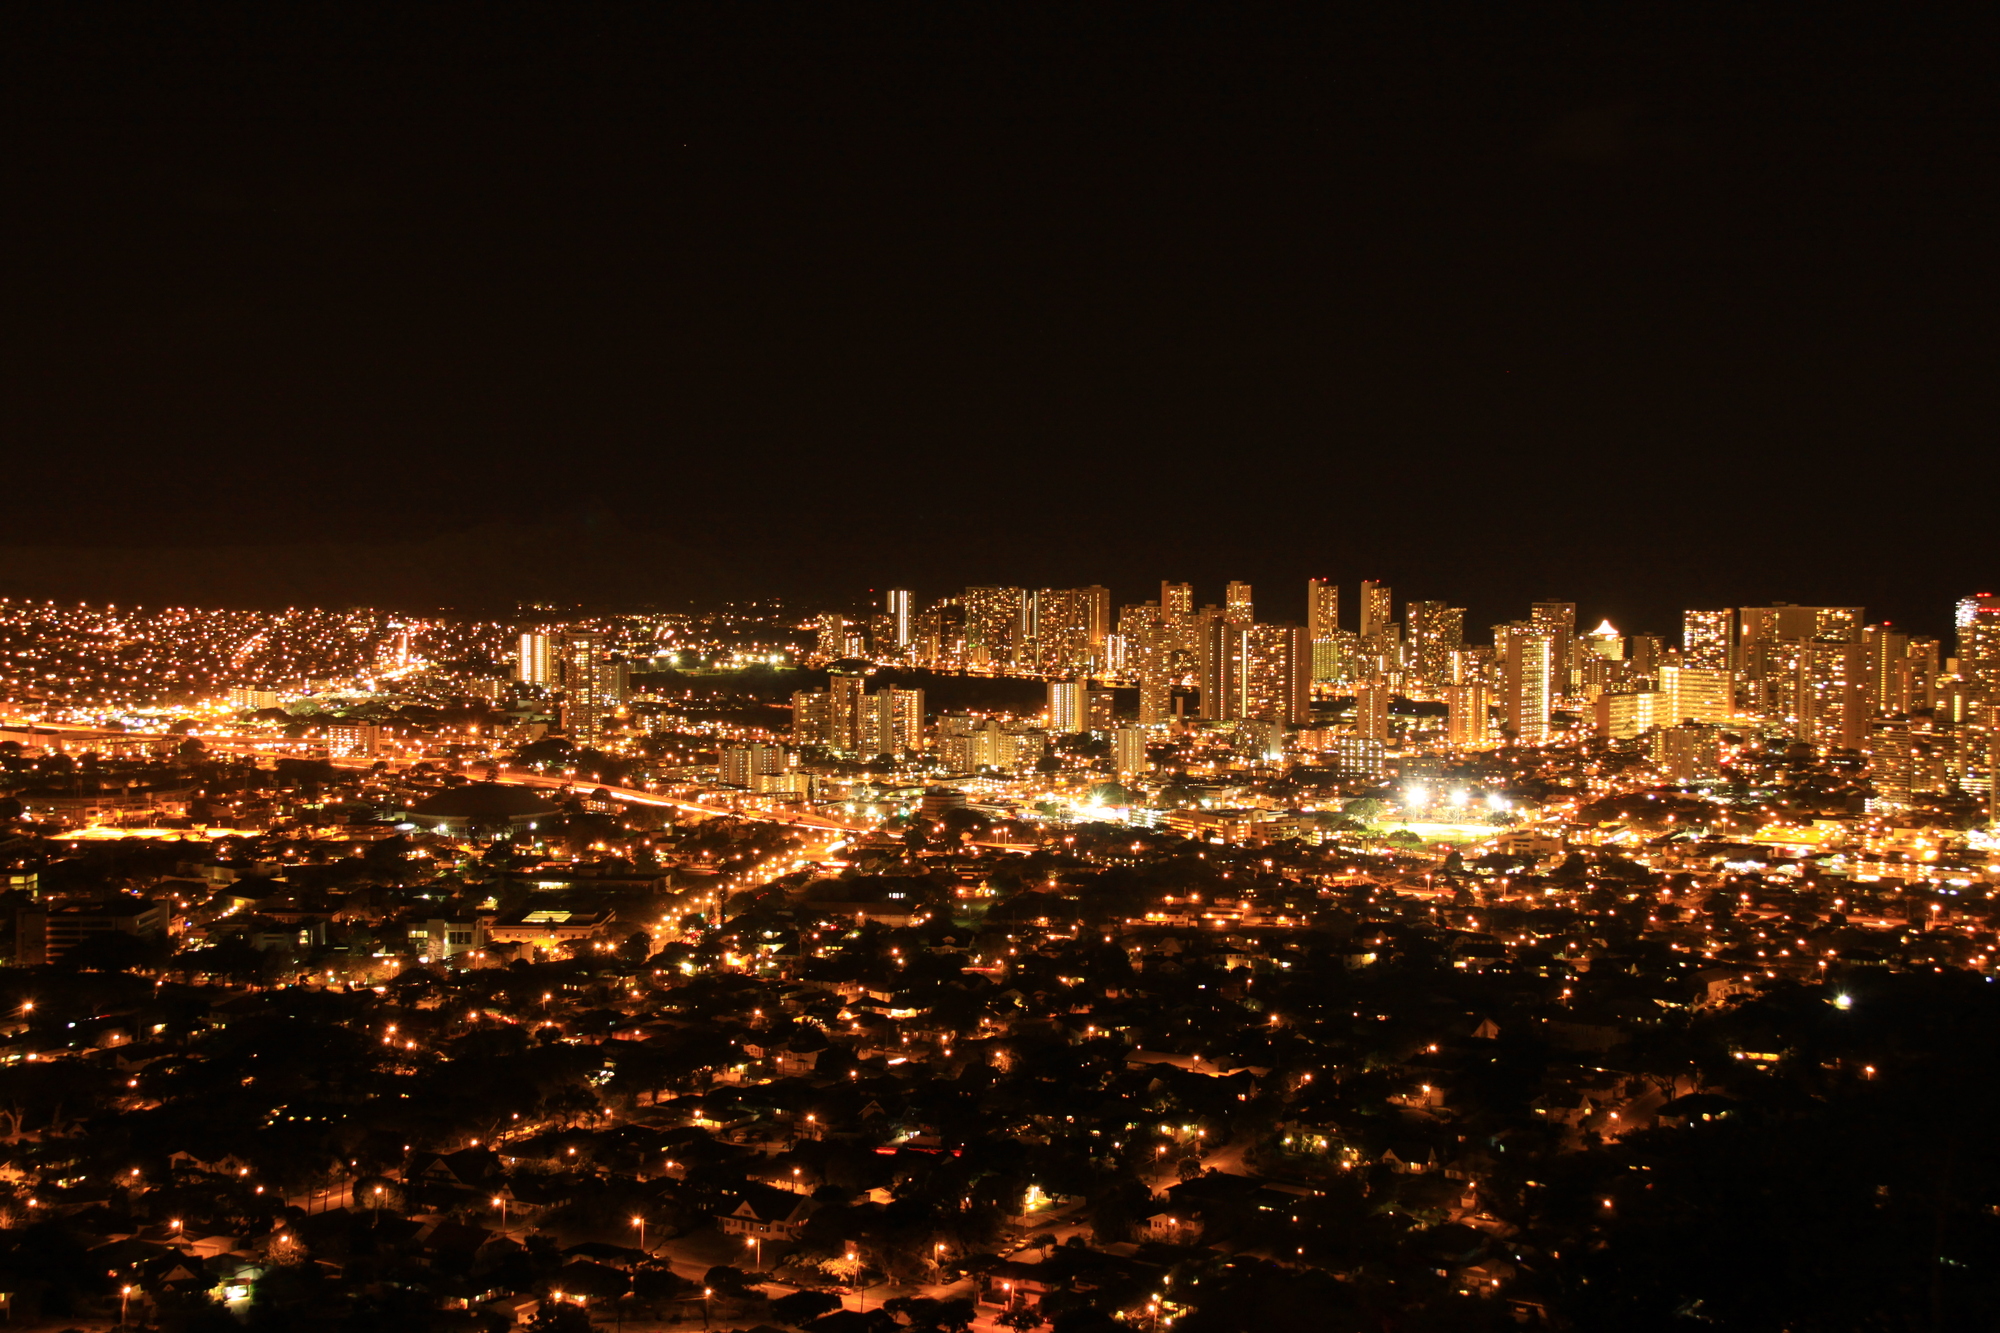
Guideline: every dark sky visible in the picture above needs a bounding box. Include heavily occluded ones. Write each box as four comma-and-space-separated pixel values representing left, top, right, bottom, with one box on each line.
1, 5, 1994, 635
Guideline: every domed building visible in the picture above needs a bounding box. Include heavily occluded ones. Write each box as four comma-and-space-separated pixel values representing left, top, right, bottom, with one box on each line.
407, 783, 560, 839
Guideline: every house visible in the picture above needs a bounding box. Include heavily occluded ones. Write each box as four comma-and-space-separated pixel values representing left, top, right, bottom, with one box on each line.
979, 1259, 1057, 1310
719, 1183, 816, 1241
481, 1293, 542, 1326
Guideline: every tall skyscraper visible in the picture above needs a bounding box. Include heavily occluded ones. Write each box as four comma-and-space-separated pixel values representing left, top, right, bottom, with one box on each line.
1198, 613, 1250, 721
1863, 625, 1910, 716
827, 670, 868, 750
792, 688, 830, 745
1657, 664, 1734, 726
1530, 603, 1578, 700
814, 613, 848, 661
1740, 605, 1863, 656
1801, 639, 1866, 751
1354, 679, 1391, 743
1224, 581, 1255, 627
1242, 624, 1313, 725
597, 656, 631, 709
860, 686, 925, 755
1034, 586, 1112, 675
1628, 634, 1666, 677
1502, 628, 1555, 744
1047, 678, 1088, 734
1957, 594, 2000, 685
1360, 581, 1393, 642
1445, 682, 1490, 748
1584, 620, 1624, 660
562, 632, 606, 744
721, 744, 788, 787
1407, 601, 1465, 687
964, 587, 1028, 668
1113, 726, 1150, 778
1739, 605, 1864, 729
1307, 579, 1340, 641
1866, 716, 1913, 807
1531, 602, 1576, 636
885, 590, 914, 649
1160, 582, 1193, 622
1683, 610, 1734, 670
517, 632, 553, 685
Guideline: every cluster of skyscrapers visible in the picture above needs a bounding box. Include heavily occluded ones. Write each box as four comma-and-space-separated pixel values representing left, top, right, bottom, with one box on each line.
800, 584, 2000, 808
516, 630, 631, 745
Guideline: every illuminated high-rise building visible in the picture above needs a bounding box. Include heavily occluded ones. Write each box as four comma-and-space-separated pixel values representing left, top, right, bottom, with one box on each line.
1307, 583, 1341, 682
1531, 601, 1576, 637
1360, 580, 1392, 642
1597, 690, 1664, 740
1407, 601, 1464, 687
1113, 726, 1150, 778
1866, 716, 1913, 807
1739, 605, 1863, 727
561, 631, 607, 744
1957, 594, 2000, 686
598, 656, 631, 709
1198, 613, 1250, 721
1652, 722, 1722, 783
860, 686, 925, 756
1657, 664, 1733, 726
1501, 627, 1555, 744
885, 590, 914, 649
1863, 625, 1910, 715
1628, 634, 1665, 678
826, 669, 869, 750
1444, 682, 1490, 748
792, 688, 830, 745
1034, 586, 1112, 675
1801, 639, 1866, 751
1683, 610, 1734, 670
1224, 581, 1254, 627
1048, 678, 1088, 734
1307, 579, 1340, 641
1740, 604, 1862, 661
1584, 619, 1624, 660
814, 613, 848, 661
517, 632, 554, 685
326, 722, 381, 758
1160, 582, 1193, 622
1896, 637, 1941, 714
1138, 673, 1175, 726
721, 744, 788, 787
1242, 624, 1313, 725
964, 587, 1027, 668
1353, 679, 1391, 743
915, 598, 965, 668
1530, 602, 1578, 699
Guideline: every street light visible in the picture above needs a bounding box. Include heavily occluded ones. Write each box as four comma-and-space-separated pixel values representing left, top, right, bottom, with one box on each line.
633, 1215, 647, 1252
120, 1284, 133, 1325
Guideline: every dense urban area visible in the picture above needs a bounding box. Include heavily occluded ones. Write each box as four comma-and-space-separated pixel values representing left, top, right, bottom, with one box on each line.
0, 582, 1997, 1331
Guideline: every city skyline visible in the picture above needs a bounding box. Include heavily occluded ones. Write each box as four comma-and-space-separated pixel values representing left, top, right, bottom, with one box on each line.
3, 7, 1998, 1328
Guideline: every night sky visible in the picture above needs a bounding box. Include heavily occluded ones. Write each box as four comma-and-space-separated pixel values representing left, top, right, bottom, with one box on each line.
1, 6, 1993, 634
